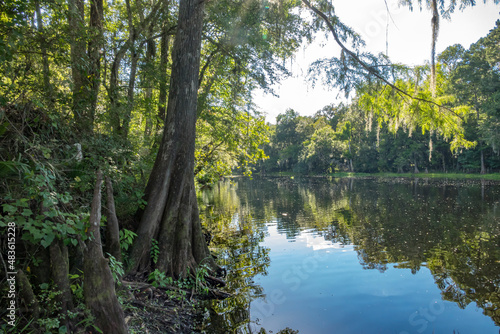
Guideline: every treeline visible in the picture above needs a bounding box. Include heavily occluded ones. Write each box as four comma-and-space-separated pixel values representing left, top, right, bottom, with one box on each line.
257, 22, 500, 175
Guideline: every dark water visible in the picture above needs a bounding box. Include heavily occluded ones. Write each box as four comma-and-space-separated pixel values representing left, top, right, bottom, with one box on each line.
199, 177, 500, 334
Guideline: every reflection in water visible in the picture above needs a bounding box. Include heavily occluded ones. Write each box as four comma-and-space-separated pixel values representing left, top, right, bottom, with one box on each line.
199, 177, 500, 333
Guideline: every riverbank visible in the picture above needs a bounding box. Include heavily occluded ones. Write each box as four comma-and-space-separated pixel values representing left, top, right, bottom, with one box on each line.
256, 171, 500, 181
122, 280, 206, 334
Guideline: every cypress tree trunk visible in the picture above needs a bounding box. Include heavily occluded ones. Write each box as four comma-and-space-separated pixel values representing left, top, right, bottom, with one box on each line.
16, 270, 40, 321
84, 171, 128, 333
105, 176, 122, 262
127, 0, 216, 277
49, 240, 73, 328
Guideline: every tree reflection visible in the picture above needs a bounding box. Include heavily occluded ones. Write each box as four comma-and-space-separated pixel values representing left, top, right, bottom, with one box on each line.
200, 177, 500, 329
199, 181, 269, 333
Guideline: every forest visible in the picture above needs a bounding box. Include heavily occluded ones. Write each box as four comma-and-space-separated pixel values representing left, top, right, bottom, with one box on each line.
258, 24, 500, 175
0, 0, 499, 332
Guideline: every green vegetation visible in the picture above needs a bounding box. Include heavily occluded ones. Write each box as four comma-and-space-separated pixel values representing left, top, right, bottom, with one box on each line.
0, 0, 498, 332
256, 21, 500, 177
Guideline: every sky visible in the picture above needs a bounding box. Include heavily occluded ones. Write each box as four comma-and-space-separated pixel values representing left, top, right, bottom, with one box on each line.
253, 0, 500, 123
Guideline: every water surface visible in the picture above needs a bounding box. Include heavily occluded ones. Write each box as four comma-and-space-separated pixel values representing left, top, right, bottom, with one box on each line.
199, 177, 500, 333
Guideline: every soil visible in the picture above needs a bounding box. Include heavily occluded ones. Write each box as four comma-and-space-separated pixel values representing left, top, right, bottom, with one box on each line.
121, 277, 214, 334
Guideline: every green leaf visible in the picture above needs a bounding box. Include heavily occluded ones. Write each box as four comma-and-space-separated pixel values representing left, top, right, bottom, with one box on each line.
21, 209, 33, 217
2, 204, 17, 214
41, 234, 55, 248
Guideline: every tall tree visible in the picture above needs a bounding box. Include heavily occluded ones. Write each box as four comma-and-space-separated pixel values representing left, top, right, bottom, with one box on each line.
446, 22, 500, 173
67, 0, 104, 133
399, 0, 500, 95
67, 0, 88, 131
127, 0, 215, 276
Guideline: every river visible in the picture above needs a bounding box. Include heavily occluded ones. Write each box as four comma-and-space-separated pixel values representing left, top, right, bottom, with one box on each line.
199, 176, 500, 334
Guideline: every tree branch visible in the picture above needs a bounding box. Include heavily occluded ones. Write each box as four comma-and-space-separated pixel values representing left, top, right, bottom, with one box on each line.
301, 0, 460, 118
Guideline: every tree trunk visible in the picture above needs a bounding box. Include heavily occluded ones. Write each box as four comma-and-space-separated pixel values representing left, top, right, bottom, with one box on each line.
88, 0, 104, 123
480, 147, 486, 174
35, 0, 52, 102
83, 171, 128, 334
105, 176, 122, 262
122, 0, 138, 139
68, 0, 91, 132
49, 240, 73, 327
127, 0, 216, 277
16, 269, 40, 321
157, 23, 170, 129
123, 45, 138, 138
108, 44, 129, 135
144, 25, 156, 143
430, 0, 439, 97
348, 136, 353, 172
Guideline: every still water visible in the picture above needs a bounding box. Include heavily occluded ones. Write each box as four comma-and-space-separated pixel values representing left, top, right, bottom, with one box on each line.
199, 177, 500, 333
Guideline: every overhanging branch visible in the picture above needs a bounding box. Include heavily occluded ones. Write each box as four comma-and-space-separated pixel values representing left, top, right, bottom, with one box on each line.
301, 0, 461, 118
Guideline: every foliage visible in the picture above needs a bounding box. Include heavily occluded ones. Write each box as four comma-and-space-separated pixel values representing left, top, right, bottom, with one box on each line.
150, 239, 160, 264
107, 254, 125, 283
119, 228, 137, 252
256, 22, 500, 175
148, 269, 173, 288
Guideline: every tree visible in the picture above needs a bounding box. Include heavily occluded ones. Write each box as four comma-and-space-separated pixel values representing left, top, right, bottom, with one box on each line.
446, 22, 500, 173
127, 0, 215, 277
67, 0, 104, 133
399, 0, 500, 95
300, 125, 348, 173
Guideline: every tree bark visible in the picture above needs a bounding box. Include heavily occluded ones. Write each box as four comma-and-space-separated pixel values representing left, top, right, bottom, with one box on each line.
88, 0, 104, 123
144, 25, 156, 142
105, 176, 122, 262
16, 269, 40, 321
35, 0, 52, 101
430, 0, 439, 97
127, 0, 216, 277
123, 44, 138, 138
68, 0, 90, 132
157, 23, 170, 129
122, 0, 138, 139
480, 147, 486, 174
83, 171, 128, 334
49, 240, 73, 327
